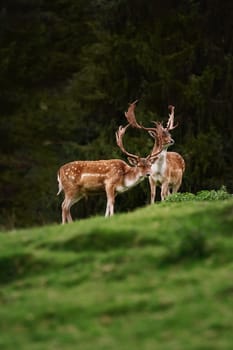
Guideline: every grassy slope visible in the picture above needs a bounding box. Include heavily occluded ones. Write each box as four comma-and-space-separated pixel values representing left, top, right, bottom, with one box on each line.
0, 198, 233, 350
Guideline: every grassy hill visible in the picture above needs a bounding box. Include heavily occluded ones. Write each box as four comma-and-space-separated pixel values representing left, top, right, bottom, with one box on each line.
0, 195, 233, 350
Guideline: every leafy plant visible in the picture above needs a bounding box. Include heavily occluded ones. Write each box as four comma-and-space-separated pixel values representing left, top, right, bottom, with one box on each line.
165, 186, 231, 202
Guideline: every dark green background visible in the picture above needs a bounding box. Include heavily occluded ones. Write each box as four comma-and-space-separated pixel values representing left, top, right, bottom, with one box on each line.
0, 0, 232, 228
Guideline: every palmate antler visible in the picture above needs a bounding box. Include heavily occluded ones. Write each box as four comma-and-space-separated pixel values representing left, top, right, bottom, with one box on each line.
125, 100, 178, 137
124, 100, 141, 128
124, 100, 165, 153
124, 100, 160, 134
116, 122, 163, 161
115, 124, 139, 160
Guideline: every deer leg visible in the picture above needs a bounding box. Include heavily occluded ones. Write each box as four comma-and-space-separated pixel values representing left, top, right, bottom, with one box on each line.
62, 198, 72, 224
170, 170, 183, 195
149, 176, 156, 204
61, 195, 82, 224
172, 180, 182, 194
105, 185, 115, 217
161, 182, 169, 201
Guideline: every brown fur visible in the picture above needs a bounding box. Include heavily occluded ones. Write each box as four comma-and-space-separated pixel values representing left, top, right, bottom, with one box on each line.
124, 101, 185, 202
149, 151, 185, 202
57, 158, 157, 224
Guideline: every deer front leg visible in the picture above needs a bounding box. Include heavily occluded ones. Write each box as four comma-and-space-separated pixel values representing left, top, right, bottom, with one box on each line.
149, 176, 156, 204
105, 185, 115, 217
161, 182, 169, 201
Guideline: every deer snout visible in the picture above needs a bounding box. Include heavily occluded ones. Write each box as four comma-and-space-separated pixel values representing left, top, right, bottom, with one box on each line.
140, 172, 150, 179
144, 169, 152, 177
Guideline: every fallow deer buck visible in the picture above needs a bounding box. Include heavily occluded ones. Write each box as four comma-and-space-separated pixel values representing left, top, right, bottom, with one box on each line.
125, 101, 185, 203
57, 119, 163, 223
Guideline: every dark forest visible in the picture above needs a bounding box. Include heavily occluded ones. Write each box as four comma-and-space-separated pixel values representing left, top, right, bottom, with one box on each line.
0, 0, 232, 229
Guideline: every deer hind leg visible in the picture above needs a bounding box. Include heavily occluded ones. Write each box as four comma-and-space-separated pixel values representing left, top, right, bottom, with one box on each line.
149, 176, 156, 204
171, 179, 182, 194
61, 197, 73, 224
170, 171, 183, 195
61, 195, 83, 224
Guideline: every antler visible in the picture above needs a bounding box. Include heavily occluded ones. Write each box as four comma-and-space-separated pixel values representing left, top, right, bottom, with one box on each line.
147, 123, 163, 159
166, 105, 178, 130
124, 100, 141, 128
116, 123, 163, 162
115, 124, 139, 160
125, 100, 159, 133
124, 100, 163, 159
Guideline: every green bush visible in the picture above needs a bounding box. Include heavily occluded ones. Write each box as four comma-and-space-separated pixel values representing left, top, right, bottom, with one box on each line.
165, 186, 231, 202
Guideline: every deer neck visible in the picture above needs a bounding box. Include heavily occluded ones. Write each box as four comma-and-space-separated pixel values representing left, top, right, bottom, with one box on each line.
151, 145, 167, 176
152, 141, 168, 160
116, 165, 145, 193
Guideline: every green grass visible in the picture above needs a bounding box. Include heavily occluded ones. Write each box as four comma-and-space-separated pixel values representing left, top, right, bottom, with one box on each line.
0, 196, 233, 350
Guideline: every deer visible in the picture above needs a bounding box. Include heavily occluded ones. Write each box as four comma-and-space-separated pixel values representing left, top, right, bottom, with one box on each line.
124, 101, 185, 203
57, 118, 163, 224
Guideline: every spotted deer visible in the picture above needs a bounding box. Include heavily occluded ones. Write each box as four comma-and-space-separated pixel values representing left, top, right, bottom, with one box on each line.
125, 101, 185, 203
57, 118, 163, 223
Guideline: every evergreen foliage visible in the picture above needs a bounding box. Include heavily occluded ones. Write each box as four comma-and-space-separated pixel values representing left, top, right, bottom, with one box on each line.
0, 0, 233, 228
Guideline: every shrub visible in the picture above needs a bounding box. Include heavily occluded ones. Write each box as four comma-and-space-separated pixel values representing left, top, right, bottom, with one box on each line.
165, 186, 231, 203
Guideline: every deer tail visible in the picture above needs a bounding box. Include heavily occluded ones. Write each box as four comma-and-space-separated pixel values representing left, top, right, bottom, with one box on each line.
57, 171, 63, 195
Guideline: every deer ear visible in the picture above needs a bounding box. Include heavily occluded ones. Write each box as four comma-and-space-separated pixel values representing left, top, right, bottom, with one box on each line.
150, 156, 158, 164
148, 131, 157, 139
127, 157, 138, 166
